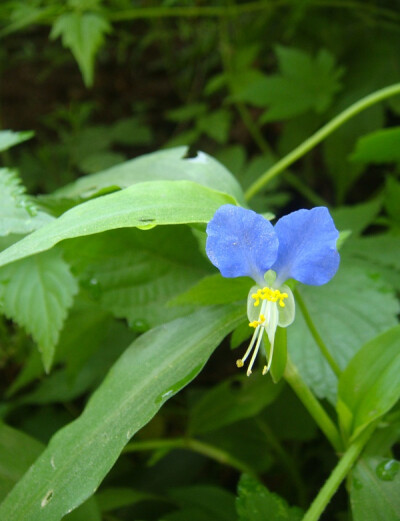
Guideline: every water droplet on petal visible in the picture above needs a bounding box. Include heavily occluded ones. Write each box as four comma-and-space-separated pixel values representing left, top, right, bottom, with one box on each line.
375, 459, 399, 481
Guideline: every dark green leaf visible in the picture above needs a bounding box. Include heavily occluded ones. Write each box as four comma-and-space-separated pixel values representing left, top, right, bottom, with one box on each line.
350, 127, 400, 164
64, 227, 210, 328
170, 274, 250, 307
236, 474, 302, 520
189, 373, 282, 435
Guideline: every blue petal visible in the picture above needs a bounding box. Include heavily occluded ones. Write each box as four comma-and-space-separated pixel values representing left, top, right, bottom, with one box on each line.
206, 205, 278, 285
271, 207, 340, 286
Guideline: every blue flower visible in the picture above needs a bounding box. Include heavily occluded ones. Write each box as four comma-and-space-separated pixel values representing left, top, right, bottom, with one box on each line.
206, 205, 340, 376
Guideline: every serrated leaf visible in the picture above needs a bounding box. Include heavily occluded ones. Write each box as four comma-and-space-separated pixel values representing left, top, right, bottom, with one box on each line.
0, 180, 238, 269
0, 168, 53, 236
236, 474, 302, 521
0, 249, 78, 370
288, 263, 399, 403
50, 11, 111, 87
350, 456, 400, 521
236, 46, 343, 121
63, 227, 210, 328
0, 130, 34, 152
54, 147, 244, 204
0, 304, 243, 521
350, 127, 400, 164
337, 325, 400, 441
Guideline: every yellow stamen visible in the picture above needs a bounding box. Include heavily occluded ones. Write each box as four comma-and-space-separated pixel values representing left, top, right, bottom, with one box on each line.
251, 287, 288, 308
249, 314, 266, 328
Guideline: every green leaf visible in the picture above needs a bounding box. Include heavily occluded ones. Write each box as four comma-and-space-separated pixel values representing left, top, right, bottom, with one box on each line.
384, 177, 400, 224
166, 485, 236, 521
0, 180, 237, 269
0, 424, 100, 521
0, 168, 53, 236
50, 12, 111, 87
288, 263, 399, 403
0, 423, 43, 500
170, 274, 250, 307
54, 147, 244, 204
64, 227, 210, 328
337, 325, 400, 441
0, 249, 78, 371
236, 46, 343, 121
97, 487, 158, 512
189, 373, 282, 435
350, 456, 400, 521
331, 197, 382, 237
110, 117, 153, 146
350, 127, 400, 164
197, 109, 232, 144
0, 130, 34, 152
0, 304, 243, 521
236, 474, 302, 520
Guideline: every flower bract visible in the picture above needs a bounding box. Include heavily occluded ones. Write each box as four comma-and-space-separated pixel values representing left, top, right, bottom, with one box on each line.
206, 205, 339, 376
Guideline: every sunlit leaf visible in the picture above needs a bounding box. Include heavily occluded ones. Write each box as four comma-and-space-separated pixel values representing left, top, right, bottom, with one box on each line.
0, 180, 238, 268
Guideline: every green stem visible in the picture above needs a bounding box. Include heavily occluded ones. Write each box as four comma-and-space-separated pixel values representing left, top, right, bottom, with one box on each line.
284, 357, 343, 452
245, 83, 400, 201
294, 289, 341, 378
301, 424, 376, 521
124, 437, 255, 476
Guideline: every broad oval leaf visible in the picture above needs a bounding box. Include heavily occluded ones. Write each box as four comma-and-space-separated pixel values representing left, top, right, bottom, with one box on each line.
288, 263, 399, 403
54, 147, 245, 204
0, 304, 244, 521
0, 180, 237, 269
337, 324, 400, 441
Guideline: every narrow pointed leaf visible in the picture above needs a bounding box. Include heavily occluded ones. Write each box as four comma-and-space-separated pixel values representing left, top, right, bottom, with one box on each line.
0, 180, 237, 268
0, 305, 243, 521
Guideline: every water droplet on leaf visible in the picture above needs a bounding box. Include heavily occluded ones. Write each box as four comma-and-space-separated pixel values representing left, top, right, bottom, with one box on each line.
131, 319, 150, 332
375, 459, 399, 481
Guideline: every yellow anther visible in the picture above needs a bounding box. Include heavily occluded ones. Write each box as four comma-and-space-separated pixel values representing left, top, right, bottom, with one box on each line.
236, 359, 244, 368
252, 286, 289, 307
249, 314, 266, 328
